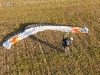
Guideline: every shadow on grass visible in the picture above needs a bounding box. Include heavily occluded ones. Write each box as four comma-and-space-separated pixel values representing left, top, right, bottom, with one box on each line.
0, 41, 3, 47
29, 35, 64, 53
1, 22, 64, 52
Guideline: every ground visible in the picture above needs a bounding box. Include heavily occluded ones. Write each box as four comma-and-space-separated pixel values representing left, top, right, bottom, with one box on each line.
0, 0, 100, 75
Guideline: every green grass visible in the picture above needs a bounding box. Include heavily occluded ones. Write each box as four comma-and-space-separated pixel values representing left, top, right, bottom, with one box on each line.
0, 0, 100, 75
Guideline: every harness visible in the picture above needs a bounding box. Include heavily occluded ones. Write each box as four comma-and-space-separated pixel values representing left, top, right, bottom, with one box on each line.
62, 38, 71, 47
60, 32, 71, 48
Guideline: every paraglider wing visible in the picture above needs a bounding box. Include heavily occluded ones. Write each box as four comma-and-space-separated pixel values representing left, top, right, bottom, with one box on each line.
2, 24, 89, 49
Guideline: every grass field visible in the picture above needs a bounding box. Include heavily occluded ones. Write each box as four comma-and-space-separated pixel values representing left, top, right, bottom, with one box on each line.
0, 0, 100, 75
